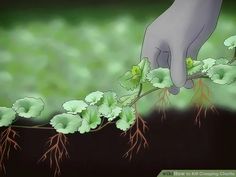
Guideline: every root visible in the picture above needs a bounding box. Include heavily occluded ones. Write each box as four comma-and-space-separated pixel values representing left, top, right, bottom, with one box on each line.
39, 133, 69, 177
192, 79, 218, 127
0, 127, 20, 174
122, 106, 149, 161
155, 88, 170, 120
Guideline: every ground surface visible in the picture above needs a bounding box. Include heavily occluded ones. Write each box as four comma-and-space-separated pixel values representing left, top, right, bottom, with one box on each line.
1, 108, 236, 177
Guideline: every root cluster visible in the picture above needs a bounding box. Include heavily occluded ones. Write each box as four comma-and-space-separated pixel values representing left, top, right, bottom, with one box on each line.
39, 133, 69, 177
155, 88, 170, 120
122, 110, 149, 161
0, 127, 20, 174
192, 79, 218, 127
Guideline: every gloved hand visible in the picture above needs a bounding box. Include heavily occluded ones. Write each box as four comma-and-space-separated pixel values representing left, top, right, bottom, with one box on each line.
141, 0, 222, 93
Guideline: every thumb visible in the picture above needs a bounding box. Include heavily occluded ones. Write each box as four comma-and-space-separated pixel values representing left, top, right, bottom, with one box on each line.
170, 46, 187, 87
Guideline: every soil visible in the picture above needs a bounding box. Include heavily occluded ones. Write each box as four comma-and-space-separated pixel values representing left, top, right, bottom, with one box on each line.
1, 108, 236, 177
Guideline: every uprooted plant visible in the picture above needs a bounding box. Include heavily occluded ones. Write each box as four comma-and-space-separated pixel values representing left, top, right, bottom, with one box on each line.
0, 35, 236, 176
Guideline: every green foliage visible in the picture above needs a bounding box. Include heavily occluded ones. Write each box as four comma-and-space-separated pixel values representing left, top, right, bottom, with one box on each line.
0, 107, 16, 127
85, 91, 104, 105
120, 58, 150, 91
187, 60, 203, 75
215, 58, 229, 65
63, 100, 88, 114
50, 113, 82, 134
1, 34, 236, 134
186, 57, 194, 69
224, 35, 236, 50
98, 92, 122, 121
116, 107, 136, 131
12, 97, 44, 118
147, 68, 172, 88
119, 92, 138, 106
207, 64, 236, 85
202, 58, 216, 73
138, 58, 151, 82
78, 106, 101, 134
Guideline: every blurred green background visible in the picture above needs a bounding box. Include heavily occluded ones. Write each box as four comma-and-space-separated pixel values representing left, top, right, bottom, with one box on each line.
0, 1, 236, 119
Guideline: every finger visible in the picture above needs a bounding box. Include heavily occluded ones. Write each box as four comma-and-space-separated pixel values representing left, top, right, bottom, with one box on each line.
168, 86, 180, 95
156, 50, 170, 68
141, 31, 161, 69
184, 79, 194, 89
169, 45, 187, 87
141, 45, 161, 69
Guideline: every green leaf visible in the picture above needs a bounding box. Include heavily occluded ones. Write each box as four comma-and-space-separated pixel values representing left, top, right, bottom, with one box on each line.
100, 92, 118, 107
207, 64, 236, 85
85, 91, 104, 105
98, 92, 121, 121
99, 105, 121, 121
202, 58, 216, 73
119, 92, 138, 106
215, 58, 229, 65
50, 113, 82, 134
116, 107, 135, 131
138, 58, 151, 82
12, 97, 44, 118
120, 58, 151, 91
120, 71, 140, 91
147, 68, 172, 88
0, 107, 16, 127
63, 100, 88, 114
187, 60, 203, 75
78, 106, 101, 134
224, 35, 236, 50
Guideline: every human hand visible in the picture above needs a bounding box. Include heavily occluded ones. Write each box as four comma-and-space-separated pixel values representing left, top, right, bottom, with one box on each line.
141, 0, 222, 93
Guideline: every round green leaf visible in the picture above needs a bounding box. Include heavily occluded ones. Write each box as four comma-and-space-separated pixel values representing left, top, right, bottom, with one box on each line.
116, 107, 135, 131
202, 58, 216, 73
119, 92, 138, 106
147, 68, 172, 88
120, 58, 151, 91
99, 104, 121, 121
207, 64, 236, 85
50, 113, 82, 134
224, 35, 236, 50
63, 100, 88, 114
138, 58, 151, 82
85, 91, 104, 105
187, 60, 203, 75
120, 71, 140, 91
0, 107, 16, 127
12, 97, 44, 118
215, 58, 229, 65
100, 92, 118, 107
78, 106, 101, 134
99, 92, 122, 121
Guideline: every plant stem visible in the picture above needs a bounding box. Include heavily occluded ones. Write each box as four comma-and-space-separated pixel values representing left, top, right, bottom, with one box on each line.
90, 121, 114, 132
137, 84, 143, 97
129, 73, 211, 107
129, 87, 160, 107
11, 125, 54, 130
188, 72, 208, 80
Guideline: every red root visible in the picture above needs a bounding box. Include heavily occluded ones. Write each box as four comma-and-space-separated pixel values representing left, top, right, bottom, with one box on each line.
192, 79, 218, 127
122, 111, 149, 161
39, 133, 69, 177
155, 88, 170, 120
0, 127, 20, 174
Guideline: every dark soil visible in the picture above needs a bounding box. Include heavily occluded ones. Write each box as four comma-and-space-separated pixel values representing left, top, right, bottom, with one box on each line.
1, 108, 236, 177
